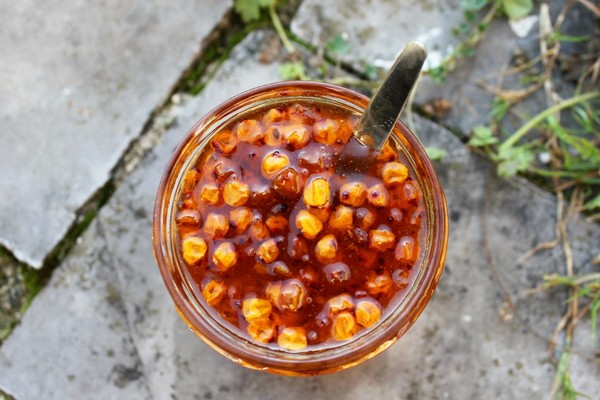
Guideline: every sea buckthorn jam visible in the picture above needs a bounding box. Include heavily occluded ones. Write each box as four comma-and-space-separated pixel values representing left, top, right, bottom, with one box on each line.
154, 82, 448, 375
175, 102, 424, 351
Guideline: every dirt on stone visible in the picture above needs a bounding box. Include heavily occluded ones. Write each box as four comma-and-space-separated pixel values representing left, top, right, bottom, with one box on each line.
0, 253, 27, 344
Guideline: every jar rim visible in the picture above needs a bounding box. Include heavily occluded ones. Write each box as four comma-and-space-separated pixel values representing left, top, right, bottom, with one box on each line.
152, 81, 448, 375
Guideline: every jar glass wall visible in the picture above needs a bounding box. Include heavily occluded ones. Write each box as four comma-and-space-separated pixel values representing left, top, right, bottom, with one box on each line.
152, 81, 448, 376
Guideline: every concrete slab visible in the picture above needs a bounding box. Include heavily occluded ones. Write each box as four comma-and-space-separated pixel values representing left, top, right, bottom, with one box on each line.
0, 0, 232, 268
2, 30, 599, 400
291, 0, 596, 137
291, 0, 519, 136
0, 222, 151, 399
291, 0, 464, 71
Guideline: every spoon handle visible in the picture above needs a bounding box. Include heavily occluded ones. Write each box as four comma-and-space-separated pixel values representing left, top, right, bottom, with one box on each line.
354, 42, 427, 151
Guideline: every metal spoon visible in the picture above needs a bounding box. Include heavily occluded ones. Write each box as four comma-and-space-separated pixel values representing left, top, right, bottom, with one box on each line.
337, 42, 427, 173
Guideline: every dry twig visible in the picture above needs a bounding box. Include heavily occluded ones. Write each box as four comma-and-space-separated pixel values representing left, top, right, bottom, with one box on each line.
578, 0, 600, 17
476, 78, 543, 103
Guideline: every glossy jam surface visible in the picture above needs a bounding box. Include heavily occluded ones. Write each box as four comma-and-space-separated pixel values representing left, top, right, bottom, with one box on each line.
175, 102, 424, 351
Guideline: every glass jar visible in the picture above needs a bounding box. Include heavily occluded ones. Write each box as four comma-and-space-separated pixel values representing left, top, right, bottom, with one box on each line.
152, 81, 448, 376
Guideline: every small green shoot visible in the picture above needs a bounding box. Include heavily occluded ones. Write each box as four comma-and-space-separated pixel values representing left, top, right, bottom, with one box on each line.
427, 0, 534, 82
425, 0, 498, 83
583, 194, 600, 211
489, 97, 512, 122
543, 273, 600, 347
500, 92, 600, 150
326, 33, 351, 57
425, 147, 448, 161
468, 125, 500, 147
234, 0, 296, 53
549, 33, 589, 44
460, 0, 490, 11
279, 62, 308, 80
547, 117, 600, 162
496, 145, 535, 177
552, 349, 591, 400
234, 0, 275, 23
501, 0, 533, 20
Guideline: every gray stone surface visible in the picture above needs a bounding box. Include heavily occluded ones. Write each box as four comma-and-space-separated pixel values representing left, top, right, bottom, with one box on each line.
2, 30, 600, 400
0, 0, 232, 268
291, 0, 514, 134
291, 0, 464, 71
0, 224, 150, 399
291, 0, 596, 137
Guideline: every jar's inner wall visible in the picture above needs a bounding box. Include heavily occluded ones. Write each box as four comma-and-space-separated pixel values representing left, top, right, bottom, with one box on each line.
163, 93, 435, 357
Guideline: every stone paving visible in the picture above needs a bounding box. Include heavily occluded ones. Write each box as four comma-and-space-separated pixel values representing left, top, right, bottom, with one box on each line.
292, 0, 597, 135
1, 1, 599, 399
292, 0, 507, 133
0, 0, 231, 268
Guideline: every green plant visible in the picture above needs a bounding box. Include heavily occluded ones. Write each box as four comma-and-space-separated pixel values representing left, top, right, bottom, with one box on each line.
326, 33, 351, 58
279, 61, 307, 80
457, 2, 599, 397
500, 0, 533, 20
543, 273, 600, 346
234, 0, 295, 53
543, 272, 599, 400
469, 92, 600, 209
425, 147, 448, 161
234, 0, 275, 23
428, 0, 534, 83
551, 347, 591, 400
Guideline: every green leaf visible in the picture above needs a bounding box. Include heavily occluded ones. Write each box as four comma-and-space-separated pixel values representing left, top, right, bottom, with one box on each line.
561, 160, 599, 173
279, 62, 306, 80
427, 65, 448, 84
315, 63, 329, 78
552, 349, 591, 400
464, 10, 477, 22
583, 193, 600, 211
326, 34, 351, 57
477, 22, 490, 32
591, 105, 600, 126
234, 0, 275, 23
425, 147, 448, 161
364, 64, 379, 80
572, 107, 594, 132
547, 116, 600, 162
468, 125, 499, 147
457, 22, 470, 36
490, 97, 511, 121
497, 146, 534, 177
502, 0, 533, 20
531, 167, 598, 178
549, 33, 589, 43
463, 45, 476, 57
543, 274, 576, 288
461, 0, 490, 11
